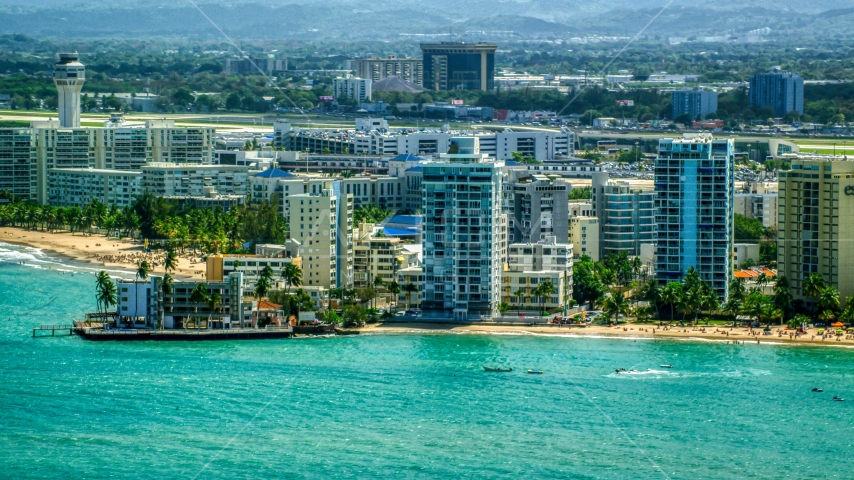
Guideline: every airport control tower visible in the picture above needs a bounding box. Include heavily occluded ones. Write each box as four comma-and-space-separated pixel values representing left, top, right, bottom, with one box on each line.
53, 52, 85, 128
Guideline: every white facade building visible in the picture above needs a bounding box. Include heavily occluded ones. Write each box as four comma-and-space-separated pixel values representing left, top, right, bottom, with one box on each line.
333, 77, 372, 102
141, 163, 248, 197
274, 121, 575, 162
422, 137, 505, 320
48, 168, 142, 208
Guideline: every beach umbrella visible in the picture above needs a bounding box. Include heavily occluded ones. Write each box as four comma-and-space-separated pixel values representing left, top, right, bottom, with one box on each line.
832, 322, 845, 328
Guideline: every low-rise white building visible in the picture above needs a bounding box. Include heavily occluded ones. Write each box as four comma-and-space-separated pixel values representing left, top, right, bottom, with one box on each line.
48, 168, 142, 207
502, 238, 573, 315
141, 163, 249, 197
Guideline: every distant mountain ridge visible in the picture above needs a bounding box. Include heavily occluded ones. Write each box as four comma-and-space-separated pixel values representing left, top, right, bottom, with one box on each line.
0, 0, 851, 39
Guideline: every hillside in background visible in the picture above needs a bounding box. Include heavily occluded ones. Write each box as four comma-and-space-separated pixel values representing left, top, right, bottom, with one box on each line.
0, 0, 852, 39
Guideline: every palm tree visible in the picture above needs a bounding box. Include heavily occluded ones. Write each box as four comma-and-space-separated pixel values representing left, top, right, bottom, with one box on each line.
260, 265, 275, 282
98, 279, 118, 326
639, 279, 661, 320
189, 284, 209, 330
817, 286, 840, 322
535, 279, 556, 317
629, 257, 643, 282
281, 263, 302, 296
660, 282, 682, 323
387, 281, 401, 311
599, 291, 630, 324
683, 286, 704, 326
803, 273, 826, 312
700, 283, 720, 326
95, 270, 111, 310
161, 273, 174, 294
404, 283, 417, 311
254, 276, 272, 301
136, 260, 150, 281
773, 275, 793, 322
372, 275, 385, 309
756, 272, 769, 292
729, 277, 747, 304
163, 249, 178, 274
206, 291, 223, 329
95, 271, 115, 325
513, 288, 527, 313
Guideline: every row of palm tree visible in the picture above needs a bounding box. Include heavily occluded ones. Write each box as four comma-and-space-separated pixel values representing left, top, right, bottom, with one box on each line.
1, 192, 287, 256
0, 199, 140, 238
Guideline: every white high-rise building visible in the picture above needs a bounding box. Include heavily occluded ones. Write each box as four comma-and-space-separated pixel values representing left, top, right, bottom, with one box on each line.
422, 137, 505, 320
53, 53, 85, 128
333, 77, 372, 102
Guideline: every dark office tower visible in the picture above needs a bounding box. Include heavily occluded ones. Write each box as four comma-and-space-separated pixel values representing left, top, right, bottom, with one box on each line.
420, 42, 497, 91
749, 72, 804, 117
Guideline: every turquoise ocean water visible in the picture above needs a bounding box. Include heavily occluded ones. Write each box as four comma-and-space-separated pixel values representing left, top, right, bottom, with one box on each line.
1, 241, 853, 479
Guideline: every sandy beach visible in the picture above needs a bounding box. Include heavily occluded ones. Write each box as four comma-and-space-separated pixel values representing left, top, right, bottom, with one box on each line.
0, 226, 205, 280
355, 322, 854, 348
3, 225, 854, 349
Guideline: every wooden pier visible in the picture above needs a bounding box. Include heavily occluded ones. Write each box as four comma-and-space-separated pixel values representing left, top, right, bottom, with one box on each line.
32, 324, 75, 338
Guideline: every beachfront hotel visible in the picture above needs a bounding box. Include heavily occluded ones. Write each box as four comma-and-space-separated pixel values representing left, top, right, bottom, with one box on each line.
654, 134, 735, 299
422, 137, 505, 320
777, 157, 854, 304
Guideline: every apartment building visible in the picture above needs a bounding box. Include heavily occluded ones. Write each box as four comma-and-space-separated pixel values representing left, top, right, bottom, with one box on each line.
206, 241, 302, 294
350, 56, 423, 85
655, 134, 734, 298
671, 90, 718, 120
502, 238, 573, 315
592, 172, 656, 258
749, 72, 804, 116
504, 171, 570, 244
501, 237, 573, 311
735, 181, 778, 229
778, 159, 854, 302
569, 216, 600, 261
48, 168, 141, 208
333, 77, 372, 102
273, 121, 574, 161
396, 266, 424, 310
117, 273, 251, 329
285, 189, 354, 289
353, 223, 405, 290
0, 119, 215, 204
141, 163, 248, 197
422, 137, 505, 320
341, 175, 407, 210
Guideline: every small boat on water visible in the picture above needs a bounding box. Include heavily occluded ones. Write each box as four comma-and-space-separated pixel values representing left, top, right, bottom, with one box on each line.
527, 370, 544, 374
812, 388, 824, 392
660, 364, 673, 368
833, 397, 845, 401
483, 366, 513, 372
615, 368, 639, 374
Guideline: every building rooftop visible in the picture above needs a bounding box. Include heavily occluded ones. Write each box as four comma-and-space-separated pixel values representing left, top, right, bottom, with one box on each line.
253, 168, 296, 178
386, 215, 422, 226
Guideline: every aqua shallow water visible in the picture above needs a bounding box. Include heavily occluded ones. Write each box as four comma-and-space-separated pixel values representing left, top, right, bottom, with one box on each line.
1, 242, 854, 479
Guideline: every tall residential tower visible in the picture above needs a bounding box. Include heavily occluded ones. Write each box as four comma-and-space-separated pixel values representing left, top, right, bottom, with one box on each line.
53, 53, 85, 128
655, 134, 734, 298
422, 137, 505, 320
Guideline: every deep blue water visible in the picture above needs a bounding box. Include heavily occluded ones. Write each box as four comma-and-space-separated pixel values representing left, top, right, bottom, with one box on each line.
1, 242, 853, 479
